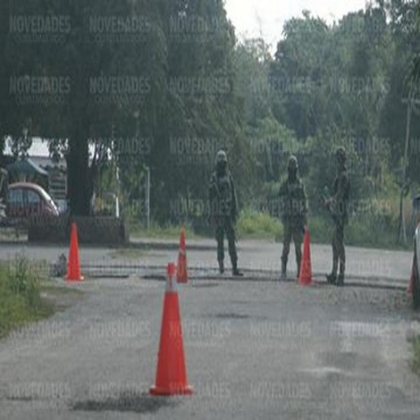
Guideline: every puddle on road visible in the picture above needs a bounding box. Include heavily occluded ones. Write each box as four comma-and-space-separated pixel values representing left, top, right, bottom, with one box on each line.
72, 391, 176, 413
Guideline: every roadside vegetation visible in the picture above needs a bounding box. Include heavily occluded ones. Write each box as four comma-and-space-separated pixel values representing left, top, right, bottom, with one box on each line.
128, 201, 412, 251
129, 222, 199, 240
0, 256, 80, 339
3, 2, 420, 253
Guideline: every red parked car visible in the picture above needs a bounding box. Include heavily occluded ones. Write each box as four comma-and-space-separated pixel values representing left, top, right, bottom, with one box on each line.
412, 195, 420, 310
6, 182, 59, 220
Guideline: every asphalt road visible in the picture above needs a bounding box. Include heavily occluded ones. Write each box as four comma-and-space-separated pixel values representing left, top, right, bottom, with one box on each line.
0, 238, 413, 283
0, 239, 420, 419
1, 276, 420, 419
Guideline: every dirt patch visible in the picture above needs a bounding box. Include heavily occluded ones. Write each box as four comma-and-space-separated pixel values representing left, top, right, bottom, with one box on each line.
40, 285, 84, 311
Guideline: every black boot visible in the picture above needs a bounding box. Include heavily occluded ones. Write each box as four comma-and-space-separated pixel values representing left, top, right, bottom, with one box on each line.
280, 260, 287, 281
232, 260, 243, 276
326, 273, 337, 284
327, 259, 338, 284
296, 259, 302, 280
336, 265, 345, 286
336, 273, 344, 287
218, 260, 224, 274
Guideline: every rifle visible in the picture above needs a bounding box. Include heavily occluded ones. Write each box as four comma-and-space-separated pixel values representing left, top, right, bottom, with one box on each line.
319, 186, 330, 208
320, 186, 333, 216
320, 186, 342, 225
208, 173, 234, 225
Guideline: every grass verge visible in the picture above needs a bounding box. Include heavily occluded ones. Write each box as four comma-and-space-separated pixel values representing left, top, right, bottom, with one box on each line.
237, 209, 283, 240
0, 256, 82, 339
129, 222, 200, 240
128, 209, 412, 251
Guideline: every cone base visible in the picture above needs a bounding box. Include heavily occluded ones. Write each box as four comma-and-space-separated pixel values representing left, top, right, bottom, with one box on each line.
149, 385, 193, 396
177, 260, 188, 284
407, 279, 413, 294
408, 266, 414, 295
298, 278, 313, 286
65, 275, 84, 281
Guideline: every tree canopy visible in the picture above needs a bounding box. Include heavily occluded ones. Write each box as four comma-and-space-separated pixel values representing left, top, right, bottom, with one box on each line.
1, 0, 420, 240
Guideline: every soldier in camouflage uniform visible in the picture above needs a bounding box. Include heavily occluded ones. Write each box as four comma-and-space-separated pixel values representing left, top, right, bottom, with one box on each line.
279, 156, 308, 280
323, 146, 350, 286
209, 150, 243, 276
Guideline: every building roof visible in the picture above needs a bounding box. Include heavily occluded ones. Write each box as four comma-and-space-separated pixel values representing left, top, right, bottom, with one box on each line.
6, 158, 49, 176
30, 156, 65, 170
4, 137, 96, 170
4, 137, 51, 157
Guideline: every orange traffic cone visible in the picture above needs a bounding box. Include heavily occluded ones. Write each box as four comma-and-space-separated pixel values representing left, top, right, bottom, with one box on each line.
408, 255, 415, 295
150, 263, 193, 396
298, 227, 313, 286
65, 222, 83, 281
176, 226, 188, 284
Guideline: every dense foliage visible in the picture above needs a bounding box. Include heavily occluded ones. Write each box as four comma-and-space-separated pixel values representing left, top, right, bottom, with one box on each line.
1, 0, 420, 242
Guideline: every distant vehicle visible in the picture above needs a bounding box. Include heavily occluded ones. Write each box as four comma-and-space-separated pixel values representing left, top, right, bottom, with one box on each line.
55, 199, 69, 215
6, 182, 60, 221
412, 195, 420, 309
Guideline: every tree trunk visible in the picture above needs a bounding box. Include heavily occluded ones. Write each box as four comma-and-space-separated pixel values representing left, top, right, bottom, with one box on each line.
67, 124, 90, 216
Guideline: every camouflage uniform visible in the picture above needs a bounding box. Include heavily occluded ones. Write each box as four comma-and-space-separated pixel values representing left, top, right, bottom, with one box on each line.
209, 151, 243, 276
279, 156, 308, 279
325, 147, 350, 286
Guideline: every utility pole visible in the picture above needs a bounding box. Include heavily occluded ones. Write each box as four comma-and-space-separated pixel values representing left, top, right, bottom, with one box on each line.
115, 166, 120, 218
145, 167, 150, 230
399, 96, 420, 245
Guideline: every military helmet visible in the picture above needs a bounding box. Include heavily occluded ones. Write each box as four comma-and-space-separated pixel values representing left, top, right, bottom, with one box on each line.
335, 146, 346, 163
287, 155, 298, 170
216, 150, 227, 164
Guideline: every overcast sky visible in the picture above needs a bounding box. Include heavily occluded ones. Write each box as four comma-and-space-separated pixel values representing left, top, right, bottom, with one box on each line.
224, 0, 369, 52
